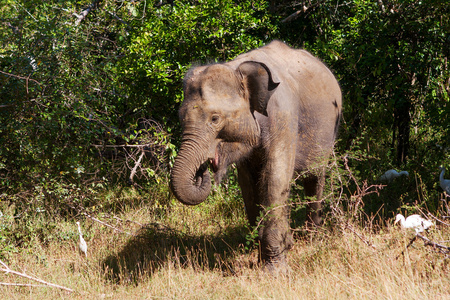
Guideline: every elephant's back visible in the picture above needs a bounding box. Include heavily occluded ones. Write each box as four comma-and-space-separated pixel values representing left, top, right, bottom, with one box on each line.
239, 41, 341, 170
230, 41, 341, 106
230, 41, 342, 170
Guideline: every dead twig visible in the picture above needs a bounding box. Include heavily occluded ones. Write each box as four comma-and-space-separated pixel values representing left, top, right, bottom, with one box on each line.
396, 233, 450, 259
66, 203, 134, 236
91, 144, 151, 148
0, 282, 48, 288
345, 224, 377, 250
0, 260, 74, 293
88, 214, 133, 236
129, 149, 145, 185
396, 235, 417, 259
74, 0, 100, 26
416, 233, 450, 254
0, 70, 41, 85
426, 212, 450, 227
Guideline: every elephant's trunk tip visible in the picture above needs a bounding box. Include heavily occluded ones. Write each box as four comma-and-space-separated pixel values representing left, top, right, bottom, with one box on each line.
170, 158, 212, 206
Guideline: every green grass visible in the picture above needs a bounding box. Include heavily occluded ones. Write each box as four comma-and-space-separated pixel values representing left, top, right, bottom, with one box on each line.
1, 181, 449, 299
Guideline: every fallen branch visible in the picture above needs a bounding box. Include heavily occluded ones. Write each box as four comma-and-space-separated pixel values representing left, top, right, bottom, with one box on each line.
281, 10, 303, 23
0, 260, 74, 293
416, 233, 450, 254
66, 203, 134, 236
0, 282, 48, 288
88, 214, 133, 236
92, 144, 150, 148
112, 215, 143, 227
100, 7, 130, 31
396, 233, 450, 259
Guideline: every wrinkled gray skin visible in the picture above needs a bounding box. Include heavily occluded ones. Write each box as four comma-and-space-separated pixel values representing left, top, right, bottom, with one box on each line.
171, 41, 342, 273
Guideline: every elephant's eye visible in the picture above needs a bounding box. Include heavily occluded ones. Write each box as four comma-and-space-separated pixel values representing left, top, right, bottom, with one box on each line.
211, 114, 220, 124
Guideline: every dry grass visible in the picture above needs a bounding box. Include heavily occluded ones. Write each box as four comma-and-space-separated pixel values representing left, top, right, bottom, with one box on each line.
1, 191, 449, 299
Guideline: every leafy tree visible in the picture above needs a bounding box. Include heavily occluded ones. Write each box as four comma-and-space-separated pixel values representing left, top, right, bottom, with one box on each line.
0, 0, 277, 196
276, 0, 449, 166
117, 0, 277, 133
1, 0, 449, 220
0, 0, 137, 194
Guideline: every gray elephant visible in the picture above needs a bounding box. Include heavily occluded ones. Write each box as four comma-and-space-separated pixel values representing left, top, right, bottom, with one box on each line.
170, 40, 342, 273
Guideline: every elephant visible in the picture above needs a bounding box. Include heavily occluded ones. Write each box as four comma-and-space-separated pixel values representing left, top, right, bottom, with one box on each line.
170, 40, 342, 273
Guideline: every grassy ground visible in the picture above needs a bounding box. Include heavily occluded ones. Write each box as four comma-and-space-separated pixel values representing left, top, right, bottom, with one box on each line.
1, 184, 449, 299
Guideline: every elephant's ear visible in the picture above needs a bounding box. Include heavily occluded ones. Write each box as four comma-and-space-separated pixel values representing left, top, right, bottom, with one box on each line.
237, 61, 280, 117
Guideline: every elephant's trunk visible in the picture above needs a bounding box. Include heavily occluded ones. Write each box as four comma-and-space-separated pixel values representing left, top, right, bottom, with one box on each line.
170, 136, 212, 206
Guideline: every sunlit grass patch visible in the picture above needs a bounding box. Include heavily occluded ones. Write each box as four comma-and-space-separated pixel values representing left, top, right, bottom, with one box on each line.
1, 179, 449, 299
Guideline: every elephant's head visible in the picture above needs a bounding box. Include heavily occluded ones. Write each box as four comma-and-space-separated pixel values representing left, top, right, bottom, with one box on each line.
170, 61, 279, 205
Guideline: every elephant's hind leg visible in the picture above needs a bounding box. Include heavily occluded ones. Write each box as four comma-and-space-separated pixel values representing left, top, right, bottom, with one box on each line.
303, 171, 325, 226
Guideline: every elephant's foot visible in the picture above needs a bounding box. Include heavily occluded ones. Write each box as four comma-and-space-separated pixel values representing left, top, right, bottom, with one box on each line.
262, 253, 291, 277
259, 230, 293, 276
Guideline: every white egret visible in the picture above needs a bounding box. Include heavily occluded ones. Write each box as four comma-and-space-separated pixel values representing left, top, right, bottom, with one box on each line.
394, 214, 433, 234
439, 166, 450, 195
380, 169, 409, 182
76, 221, 87, 258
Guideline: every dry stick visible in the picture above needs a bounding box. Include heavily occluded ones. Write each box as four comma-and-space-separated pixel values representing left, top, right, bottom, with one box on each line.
0, 70, 41, 85
396, 235, 417, 260
92, 144, 150, 148
67, 203, 134, 236
111, 215, 144, 227
0, 260, 74, 293
396, 233, 450, 259
415, 207, 450, 227
74, 0, 99, 26
85, 214, 134, 236
129, 149, 145, 184
345, 224, 377, 250
425, 212, 450, 227
416, 233, 450, 253
0, 283, 48, 288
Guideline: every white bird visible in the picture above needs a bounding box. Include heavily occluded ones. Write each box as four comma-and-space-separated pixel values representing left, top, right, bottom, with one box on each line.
380, 169, 409, 182
76, 221, 87, 258
394, 214, 433, 234
439, 166, 450, 195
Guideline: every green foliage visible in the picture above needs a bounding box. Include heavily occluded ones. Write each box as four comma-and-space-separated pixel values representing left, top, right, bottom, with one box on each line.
1, 0, 449, 255
118, 0, 277, 133
0, 0, 277, 196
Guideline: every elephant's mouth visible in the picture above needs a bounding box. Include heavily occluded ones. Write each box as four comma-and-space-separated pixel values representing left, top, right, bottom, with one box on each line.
209, 147, 220, 173
208, 142, 227, 184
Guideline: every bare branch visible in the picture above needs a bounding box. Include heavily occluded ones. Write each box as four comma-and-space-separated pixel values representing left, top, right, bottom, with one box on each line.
92, 144, 150, 148
416, 233, 450, 253
0, 282, 48, 288
396, 235, 418, 259
66, 203, 133, 236
396, 233, 450, 259
426, 212, 450, 227
281, 6, 307, 23
0, 260, 74, 293
0, 70, 41, 85
100, 8, 130, 31
345, 224, 377, 250
129, 149, 145, 184
74, 0, 101, 26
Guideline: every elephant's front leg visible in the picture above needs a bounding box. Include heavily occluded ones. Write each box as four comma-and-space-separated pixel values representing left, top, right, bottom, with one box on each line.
237, 159, 264, 227
258, 141, 296, 273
